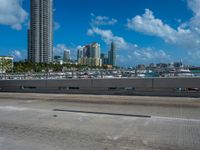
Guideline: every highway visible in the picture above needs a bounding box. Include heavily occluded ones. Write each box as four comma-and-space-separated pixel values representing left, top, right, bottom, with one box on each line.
0, 93, 200, 150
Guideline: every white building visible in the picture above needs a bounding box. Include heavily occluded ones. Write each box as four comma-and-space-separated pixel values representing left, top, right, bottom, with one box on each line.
63, 50, 71, 63
77, 42, 102, 67
0, 56, 14, 73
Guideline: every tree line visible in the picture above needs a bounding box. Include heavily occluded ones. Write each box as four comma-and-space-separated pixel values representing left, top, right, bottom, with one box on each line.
11, 61, 107, 73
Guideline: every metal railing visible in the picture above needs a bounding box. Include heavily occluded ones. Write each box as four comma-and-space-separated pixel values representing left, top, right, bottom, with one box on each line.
0, 71, 199, 80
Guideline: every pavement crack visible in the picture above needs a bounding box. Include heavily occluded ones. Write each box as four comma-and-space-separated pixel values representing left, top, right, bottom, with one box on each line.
53, 109, 151, 118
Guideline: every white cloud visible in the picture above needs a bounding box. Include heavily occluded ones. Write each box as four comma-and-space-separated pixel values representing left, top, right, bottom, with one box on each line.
117, 46, 171, 66
54, 44, 81, 61
134, 49, 170, 60
11, 50, 22, 58
0, 0, 28, 30
10, 50, 26, 61
54, 21, 60, 31
126, 7, 200, 56
90, 13, 118, 26
127, 9, 191, 43
87, 27, 129, 50
186, 0, 200, 34
87, 27, 170, 66
53, 44, 71, 56
187, 0, 200, 16
117, 49, 170, 66
87, 12, 171, 66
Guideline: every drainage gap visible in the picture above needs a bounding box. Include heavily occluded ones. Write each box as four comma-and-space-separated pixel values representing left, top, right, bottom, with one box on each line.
53, 109, 151, 118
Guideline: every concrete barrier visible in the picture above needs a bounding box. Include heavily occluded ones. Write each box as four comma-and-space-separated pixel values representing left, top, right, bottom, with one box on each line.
0, 78, 200, 97
0, 80, 46, 90
153, 78, 200, 88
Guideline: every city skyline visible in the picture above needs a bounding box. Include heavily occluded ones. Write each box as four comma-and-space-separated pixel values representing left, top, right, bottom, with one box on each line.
0, 0, 200, 66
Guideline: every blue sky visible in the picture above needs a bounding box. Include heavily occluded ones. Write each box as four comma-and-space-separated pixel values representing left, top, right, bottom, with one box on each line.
0, 0, 200, 66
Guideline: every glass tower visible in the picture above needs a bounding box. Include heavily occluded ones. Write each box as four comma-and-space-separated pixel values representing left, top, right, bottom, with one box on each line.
109, 41, 116, 66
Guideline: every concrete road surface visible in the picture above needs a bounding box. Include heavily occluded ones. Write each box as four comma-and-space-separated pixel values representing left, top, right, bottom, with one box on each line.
0, 93, 200, 150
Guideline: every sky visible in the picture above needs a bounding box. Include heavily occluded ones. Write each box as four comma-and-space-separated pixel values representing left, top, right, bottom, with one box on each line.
0, 0, 200, 66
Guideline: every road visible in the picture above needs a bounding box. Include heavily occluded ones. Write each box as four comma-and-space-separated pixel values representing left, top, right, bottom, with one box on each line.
0, 93, 200, 150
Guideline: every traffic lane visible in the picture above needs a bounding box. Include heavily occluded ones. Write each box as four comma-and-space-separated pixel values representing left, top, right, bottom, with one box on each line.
0, 106, 199, 150
0, 97, 199, 119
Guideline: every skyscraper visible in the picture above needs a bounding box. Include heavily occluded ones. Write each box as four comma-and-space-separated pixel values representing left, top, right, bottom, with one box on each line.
63, 50, 71, 62
28, 0, 53, 63
90, 42, 100, 59
101, 53, 109, 65
77, 47, 83, 61
89, 42, 102, 66
77, 43, 102, 67
83, 45, 90, 58
108, 41, 116, 67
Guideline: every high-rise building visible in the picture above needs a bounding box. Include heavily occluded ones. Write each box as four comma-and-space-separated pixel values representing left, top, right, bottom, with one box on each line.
77, 48, 83, 59
90, 42, 100, 58
63, 50, 71, 62
28, 0, 53, 63
77, 42, 102, 67
101, 53, 109, 65
77, 47, 83, 64
83, 45, 90, 58
108, 41, 116, 67
89, 42, 101, 66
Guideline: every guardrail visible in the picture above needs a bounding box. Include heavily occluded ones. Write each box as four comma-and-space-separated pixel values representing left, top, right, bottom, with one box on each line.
0, 78, 200, 97
0, 70, 199, 80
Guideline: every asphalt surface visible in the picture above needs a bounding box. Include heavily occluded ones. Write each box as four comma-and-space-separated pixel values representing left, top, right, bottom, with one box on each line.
0, 93, 200, 150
